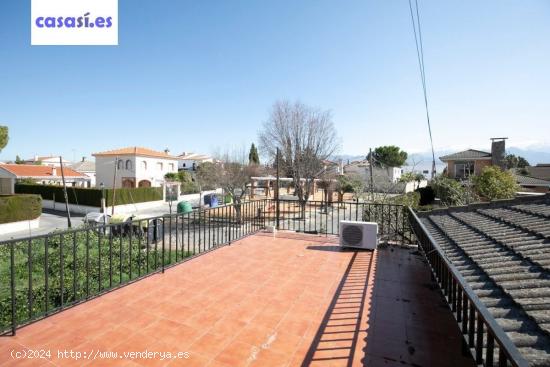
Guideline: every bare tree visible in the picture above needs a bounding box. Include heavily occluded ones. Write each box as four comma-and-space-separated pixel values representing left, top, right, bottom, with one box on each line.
195, 161, 218, 208
317, 171, 336, 212
259, 100, 339, 217
216, 151, 261, 223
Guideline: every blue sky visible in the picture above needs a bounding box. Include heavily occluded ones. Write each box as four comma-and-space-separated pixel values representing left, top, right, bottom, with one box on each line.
0, 0, 549, 162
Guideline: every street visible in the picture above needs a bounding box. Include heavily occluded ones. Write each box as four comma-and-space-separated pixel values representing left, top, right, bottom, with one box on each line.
0, 198, 202, 242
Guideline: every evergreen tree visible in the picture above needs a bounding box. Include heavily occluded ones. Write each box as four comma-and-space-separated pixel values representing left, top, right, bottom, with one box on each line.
369, 146, 408, 167
248, 143, 260, 165
0, 126, 8, 153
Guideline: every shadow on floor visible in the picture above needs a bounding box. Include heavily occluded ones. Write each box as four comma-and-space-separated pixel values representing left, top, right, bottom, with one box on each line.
301, 246, 476, 367
306, 245, 344, 252
301, 250, 373, 366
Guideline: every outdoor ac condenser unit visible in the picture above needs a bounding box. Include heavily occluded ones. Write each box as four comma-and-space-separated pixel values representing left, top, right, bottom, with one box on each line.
339, 221, 378, 250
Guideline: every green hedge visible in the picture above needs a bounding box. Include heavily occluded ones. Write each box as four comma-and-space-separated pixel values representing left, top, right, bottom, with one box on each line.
15, 184, 103, 206
14, 184, 163, 207
104, 187, 163, 206
0, 195, 42, 224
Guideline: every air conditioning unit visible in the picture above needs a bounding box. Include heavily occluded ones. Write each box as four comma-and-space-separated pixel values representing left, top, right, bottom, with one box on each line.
339, 221, 378, 250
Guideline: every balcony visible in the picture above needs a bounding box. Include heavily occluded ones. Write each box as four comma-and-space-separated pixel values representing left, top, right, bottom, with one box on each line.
0, 220, 473, 366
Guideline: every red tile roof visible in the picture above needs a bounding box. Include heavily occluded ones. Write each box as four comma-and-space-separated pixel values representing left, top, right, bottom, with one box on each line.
0, 164, 86, 178
93, 147, 178, 160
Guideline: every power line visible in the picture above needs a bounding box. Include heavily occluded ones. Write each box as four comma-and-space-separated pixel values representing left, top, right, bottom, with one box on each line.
408, 0, 436, 179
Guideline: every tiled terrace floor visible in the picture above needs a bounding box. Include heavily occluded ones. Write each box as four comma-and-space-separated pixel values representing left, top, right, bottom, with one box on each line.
1, 232, 474, 367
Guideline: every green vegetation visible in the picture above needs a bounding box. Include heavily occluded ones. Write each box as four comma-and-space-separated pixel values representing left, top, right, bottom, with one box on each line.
196, 162, 218, 191
390, 191, 421, 208
15, 184, 162, 207
16, 178, 37, 185
334, 174, 364, 201
104, 187, 163, 206
473, 166, 518, 201
505, 154, 530, 169
248, 143, 260, 165
165, 171, 200, 194
0, 195, 42, 224
431, 175, 478, 206
15, 155, 24, 164
370, 146, 408, 167
0, 230, 192, 331
0, 126, 7, 153
400, 172, 424, 183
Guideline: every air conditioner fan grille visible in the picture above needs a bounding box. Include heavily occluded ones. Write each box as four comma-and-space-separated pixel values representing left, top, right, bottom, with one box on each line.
342, 225, 363, 246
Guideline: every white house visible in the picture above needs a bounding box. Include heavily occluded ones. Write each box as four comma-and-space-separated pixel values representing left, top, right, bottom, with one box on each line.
0, 164, 89, 194
23, 156, 70, 167
70, 157, 96, 188
177, 152, 213, 171
93, 147, 179, 189
344, 159, 402, 183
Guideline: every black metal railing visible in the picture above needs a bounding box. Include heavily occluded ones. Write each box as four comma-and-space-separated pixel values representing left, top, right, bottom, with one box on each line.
263, 200, 412, 243
1, 198, 411, 335
0, 199, 269, 335
408, 207, 529, 367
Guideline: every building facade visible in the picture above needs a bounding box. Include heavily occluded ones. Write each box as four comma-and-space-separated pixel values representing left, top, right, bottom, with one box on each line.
70, 157, 96, 188
344, 159, 402, 183
23, 156, 70, 167
177, 152, 213, 171
93, 147, 178, 189
440, 138, 507, 179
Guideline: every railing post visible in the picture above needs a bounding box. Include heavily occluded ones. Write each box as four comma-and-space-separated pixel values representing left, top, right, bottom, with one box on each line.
10, 242, 16, 335
162, 216, 165, 273
476, 314, 484, 364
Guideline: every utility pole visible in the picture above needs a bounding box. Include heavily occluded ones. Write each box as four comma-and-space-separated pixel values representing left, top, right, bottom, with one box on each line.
369, 148, 374, 202
111, 157, 118, 215
276, 147, 280, 230
59, 156, 72, 228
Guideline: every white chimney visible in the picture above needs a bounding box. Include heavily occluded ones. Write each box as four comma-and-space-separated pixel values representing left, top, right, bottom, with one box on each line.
52, 167, 57, 176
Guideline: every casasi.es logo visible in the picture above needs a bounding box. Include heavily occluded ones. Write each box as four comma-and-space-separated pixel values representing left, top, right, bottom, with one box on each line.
31, 0, 118, 46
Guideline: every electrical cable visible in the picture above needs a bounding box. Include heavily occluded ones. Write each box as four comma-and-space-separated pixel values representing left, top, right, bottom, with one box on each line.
408, 0, 436, 179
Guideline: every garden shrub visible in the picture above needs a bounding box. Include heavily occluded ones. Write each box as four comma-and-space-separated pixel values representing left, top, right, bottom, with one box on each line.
15, 184, 163, 207
0, 194, 42, 224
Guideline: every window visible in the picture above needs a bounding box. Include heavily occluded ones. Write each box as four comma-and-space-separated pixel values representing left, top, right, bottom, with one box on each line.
455, 161, 475, 179
141, 161, 147, 170
157, 162, 163, 171
182, 163, 186, 167
125, 160, 132, 170
169, 163, 174, 171
117, 159, 123, 170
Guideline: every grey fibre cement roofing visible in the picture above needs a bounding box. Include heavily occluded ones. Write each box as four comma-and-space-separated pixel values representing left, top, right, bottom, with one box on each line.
516, 174, 550, 187
417, 194, 550, 366
439, 149, 492, 161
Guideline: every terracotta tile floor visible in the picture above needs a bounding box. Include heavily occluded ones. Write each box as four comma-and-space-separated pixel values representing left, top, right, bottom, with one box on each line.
0, 232, 474, 367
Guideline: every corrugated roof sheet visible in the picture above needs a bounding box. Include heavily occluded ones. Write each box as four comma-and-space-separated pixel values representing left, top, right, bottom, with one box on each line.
417, 195, 550, 365
527, 165, 550, 181
515, 174, 550, 186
